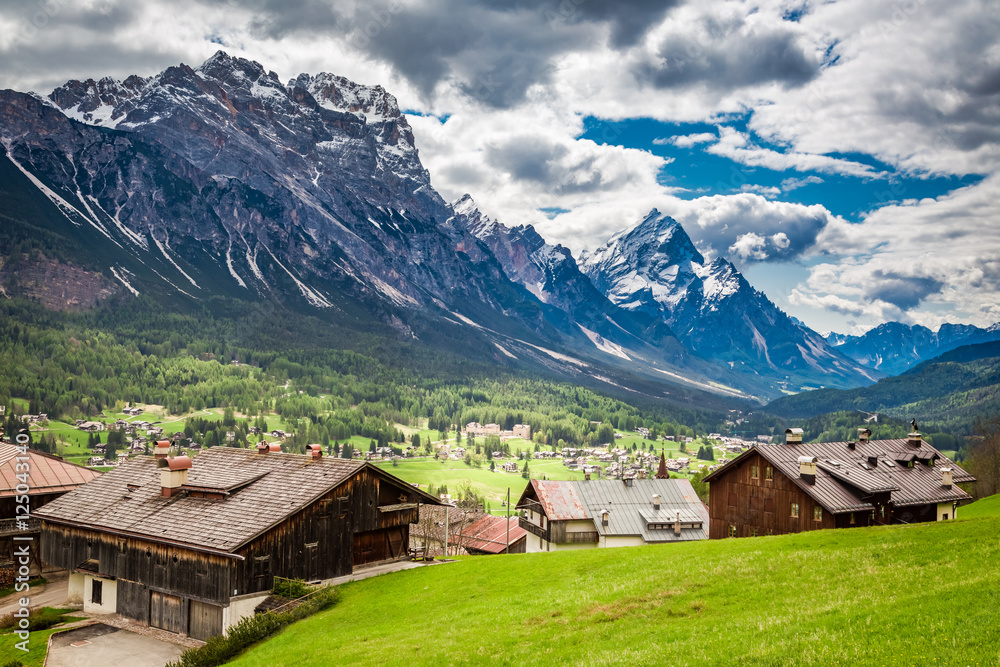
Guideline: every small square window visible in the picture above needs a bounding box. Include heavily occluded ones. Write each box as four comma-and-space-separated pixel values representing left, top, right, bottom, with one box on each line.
790, 502, 799, 518
728, 525, 737, 538
813, 506, 822, 521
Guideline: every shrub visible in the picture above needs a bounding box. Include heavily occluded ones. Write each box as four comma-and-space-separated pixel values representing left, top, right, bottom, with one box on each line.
271, 578, 309, 599
166, 586, 340, 667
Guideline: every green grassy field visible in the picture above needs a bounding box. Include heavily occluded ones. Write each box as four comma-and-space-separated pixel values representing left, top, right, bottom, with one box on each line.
227, 516, 1000, 667
961, 493, 1000, 519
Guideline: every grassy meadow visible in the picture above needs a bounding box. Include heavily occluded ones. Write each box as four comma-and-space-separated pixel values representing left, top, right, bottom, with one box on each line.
226, 510, 1000, 666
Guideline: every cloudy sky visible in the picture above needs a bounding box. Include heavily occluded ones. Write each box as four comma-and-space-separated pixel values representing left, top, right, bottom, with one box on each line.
2, 0, 998, 335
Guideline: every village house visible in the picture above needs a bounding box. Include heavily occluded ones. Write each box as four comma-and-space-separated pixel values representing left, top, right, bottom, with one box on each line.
455, 514, 527, 555
702, 427, 975, 539
410, 507, 527, 556
35, 443, 440, 640
516, 477, 708, 552
0, 445, 100, 574
77, 421, 105, 432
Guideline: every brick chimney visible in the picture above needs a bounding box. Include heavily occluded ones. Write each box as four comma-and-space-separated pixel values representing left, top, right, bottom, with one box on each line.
153, 440, 171, 459
798, 456, 818, 484
785, 428, 803, 445
307, 444, 322, 460
158, 456, 192, 497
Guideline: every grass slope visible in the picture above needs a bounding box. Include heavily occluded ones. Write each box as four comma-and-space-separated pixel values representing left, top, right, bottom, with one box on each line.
961, 493, 1000, 519
228, 517, 1000, 666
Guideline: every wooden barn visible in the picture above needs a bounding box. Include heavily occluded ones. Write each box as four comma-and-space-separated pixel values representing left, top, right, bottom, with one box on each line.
34, 444, 439, 639
702, 428, 975, 539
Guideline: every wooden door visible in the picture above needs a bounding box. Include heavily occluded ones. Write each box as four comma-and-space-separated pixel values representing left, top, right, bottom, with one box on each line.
150, 590, 185, 634
188, 600, 223, 640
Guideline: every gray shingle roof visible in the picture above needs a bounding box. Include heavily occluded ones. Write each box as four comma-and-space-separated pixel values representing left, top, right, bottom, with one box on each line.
33, 448, 411, 553
704, 438, 974, 513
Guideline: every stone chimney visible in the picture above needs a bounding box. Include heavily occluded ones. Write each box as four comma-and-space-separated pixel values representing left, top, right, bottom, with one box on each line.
652, 494, 661, 510
941, 467, 953, 489
158, 456, 192, 497
785, 428, 803, 445
307, 444, 322, 460
798, 456, 818, 484
153, 440, 171, 459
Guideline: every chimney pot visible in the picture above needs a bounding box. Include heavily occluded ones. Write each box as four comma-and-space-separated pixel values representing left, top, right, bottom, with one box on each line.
157, 456, 192, 497
798, 455, 818, 484
307, 444, 322, 459
785, 428, 803, 445
941, 467, 953, 489
153, 440, 171, 459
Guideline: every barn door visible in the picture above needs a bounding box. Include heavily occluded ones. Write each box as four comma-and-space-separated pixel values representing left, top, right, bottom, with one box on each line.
150, 590, 185, 634
188, 600, 223, 640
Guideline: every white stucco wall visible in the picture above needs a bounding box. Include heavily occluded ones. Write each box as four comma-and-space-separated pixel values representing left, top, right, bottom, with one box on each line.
82, 576, 117, 614
67, 573, 85, 605
937, 502, 956, 521
222, 592, 270, 631
603, 536, 645, 548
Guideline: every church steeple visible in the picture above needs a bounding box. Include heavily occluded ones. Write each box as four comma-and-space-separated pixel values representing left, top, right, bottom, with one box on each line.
656, 448, 669, 479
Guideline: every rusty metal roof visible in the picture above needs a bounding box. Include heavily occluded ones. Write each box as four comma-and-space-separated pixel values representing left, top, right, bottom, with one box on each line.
525, 479, 589, 520
455, 515, 526, 554
704, 438, 974, 513
0, 445, 100, 497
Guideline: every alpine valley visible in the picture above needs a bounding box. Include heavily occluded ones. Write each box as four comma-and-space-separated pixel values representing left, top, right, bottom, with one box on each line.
2, 51, 985, 406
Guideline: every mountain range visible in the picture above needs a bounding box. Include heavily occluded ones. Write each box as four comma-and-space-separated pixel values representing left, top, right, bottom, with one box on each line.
826, 322, 1000, 376
0, 51, 984, 404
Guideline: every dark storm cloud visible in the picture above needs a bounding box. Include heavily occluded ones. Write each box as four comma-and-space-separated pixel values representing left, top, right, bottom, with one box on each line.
635, 15, 820, 90
864, 272, 944, 311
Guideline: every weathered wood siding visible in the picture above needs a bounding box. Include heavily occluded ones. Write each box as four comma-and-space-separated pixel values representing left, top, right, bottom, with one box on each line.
40, 523, 233, 604
708, 452, 841, 539
231, 466, 422, 595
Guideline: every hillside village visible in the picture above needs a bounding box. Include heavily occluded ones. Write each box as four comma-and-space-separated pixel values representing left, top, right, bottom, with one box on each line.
0, 402, 982, 666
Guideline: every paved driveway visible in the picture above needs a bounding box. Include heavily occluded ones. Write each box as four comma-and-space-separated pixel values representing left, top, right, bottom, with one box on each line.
46, 623, 186, 667
0, 571, 69, 616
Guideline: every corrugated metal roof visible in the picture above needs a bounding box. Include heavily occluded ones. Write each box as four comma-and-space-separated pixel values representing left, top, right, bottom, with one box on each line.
35, 448, 439, 552
456, 515, 526, 554
704, 438, 974, 513
0, 445, 100, 497
574, 479, 709, 543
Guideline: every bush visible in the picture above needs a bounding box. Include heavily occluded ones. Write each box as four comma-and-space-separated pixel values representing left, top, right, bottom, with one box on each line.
166, 586, 340, 667
0, 606, 75, 633
271, 578, 309, 599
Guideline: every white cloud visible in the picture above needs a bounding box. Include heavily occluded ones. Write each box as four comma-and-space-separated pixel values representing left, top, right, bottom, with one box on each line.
706, 127, 886, 178
655, 132, 717, 148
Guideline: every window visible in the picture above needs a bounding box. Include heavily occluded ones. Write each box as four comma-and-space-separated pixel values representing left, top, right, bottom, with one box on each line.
750, 464, 759, 479
849, 513, 856, 525
336, 496, 350, 516
765, 466, 773, 481
749, 527, 758, 537
91, 580, 103, 605
790, 502, 799, 518
728, 525, 737, 538
942, 513, 949, 521
813, 506, 823, 521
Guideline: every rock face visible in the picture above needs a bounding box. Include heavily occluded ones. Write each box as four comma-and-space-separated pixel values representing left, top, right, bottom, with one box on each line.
826, 321, 1000, 375
0, 51, 515, 316
580, 209, 880, 391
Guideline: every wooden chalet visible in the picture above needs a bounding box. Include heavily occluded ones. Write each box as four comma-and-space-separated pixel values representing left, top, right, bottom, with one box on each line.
34, 444, 439, 640
0, 445, 100, 574
516, 478, 708, 552
702, 428, 975, 539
